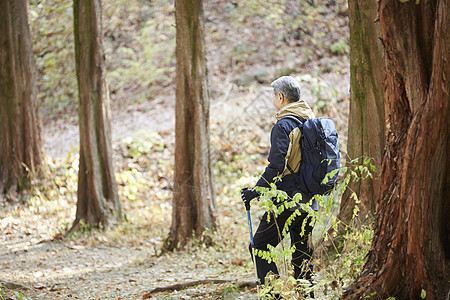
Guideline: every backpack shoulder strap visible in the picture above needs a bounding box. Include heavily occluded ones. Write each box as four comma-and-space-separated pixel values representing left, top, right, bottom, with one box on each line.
280, 115, 305, 124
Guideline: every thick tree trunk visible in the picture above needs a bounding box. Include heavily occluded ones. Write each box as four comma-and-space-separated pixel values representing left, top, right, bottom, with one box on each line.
337, 0, 385, 228
71, 0, 123, 231
344, 1, 450, 299
165, 0, 216, 250
0, 0, 44, 200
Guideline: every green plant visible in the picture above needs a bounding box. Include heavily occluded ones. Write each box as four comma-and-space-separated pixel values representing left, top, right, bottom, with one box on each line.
0, 286, 31, 300
123, 130, 165, 160
70, 219, 92, 239
246, 157, 376, 299
330, 39, 349, 55
12, 291, 31, 300
218, 284, 239, 297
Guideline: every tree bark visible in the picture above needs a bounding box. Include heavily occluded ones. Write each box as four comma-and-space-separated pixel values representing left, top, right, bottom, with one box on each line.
71, 0, 123, 231
165, 0, 216, 250
344, 1, 450, 299
0, 0, 44, 200
337, 0, 385, 228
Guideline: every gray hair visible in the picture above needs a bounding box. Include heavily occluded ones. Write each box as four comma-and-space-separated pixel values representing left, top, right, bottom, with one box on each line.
271, 76, 301, 102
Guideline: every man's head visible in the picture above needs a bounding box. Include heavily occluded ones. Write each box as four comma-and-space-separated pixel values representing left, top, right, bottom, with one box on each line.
271, 76, 302, 111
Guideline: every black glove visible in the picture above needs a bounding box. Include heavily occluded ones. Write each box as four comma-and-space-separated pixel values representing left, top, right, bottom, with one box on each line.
241, 187, 259, 210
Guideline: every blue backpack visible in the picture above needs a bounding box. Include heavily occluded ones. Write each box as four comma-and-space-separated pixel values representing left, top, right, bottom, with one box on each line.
283, 116, 340, 197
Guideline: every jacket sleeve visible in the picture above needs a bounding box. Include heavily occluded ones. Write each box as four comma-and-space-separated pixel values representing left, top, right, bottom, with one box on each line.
255, 122, 290, 188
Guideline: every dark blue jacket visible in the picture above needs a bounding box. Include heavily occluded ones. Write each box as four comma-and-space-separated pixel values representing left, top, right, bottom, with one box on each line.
255, 101, 318, 210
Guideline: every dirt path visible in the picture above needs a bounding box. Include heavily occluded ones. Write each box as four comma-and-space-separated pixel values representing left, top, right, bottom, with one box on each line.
1, 238, 257, 299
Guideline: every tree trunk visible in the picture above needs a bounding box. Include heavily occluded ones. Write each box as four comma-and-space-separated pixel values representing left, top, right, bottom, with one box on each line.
344, 1, 450, 299
337, 0, 385, 228
71, 0, 123, 232
165, 0, 216, 250
0, 0, 44, 201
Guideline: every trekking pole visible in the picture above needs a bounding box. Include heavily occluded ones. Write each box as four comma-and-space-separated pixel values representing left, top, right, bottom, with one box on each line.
242, 189, 260, 299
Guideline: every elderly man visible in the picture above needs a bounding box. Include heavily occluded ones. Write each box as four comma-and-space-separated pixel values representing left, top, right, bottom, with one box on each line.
241, 76, 317, 295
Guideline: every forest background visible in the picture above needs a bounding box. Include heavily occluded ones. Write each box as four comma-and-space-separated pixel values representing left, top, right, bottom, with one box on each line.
2, 0, 359, 299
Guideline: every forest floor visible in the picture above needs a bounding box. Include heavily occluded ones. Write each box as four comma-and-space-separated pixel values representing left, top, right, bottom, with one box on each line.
1, 83, 352, 300
0, 1, 358, 299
